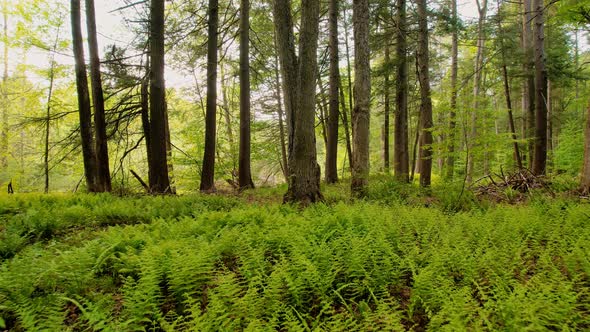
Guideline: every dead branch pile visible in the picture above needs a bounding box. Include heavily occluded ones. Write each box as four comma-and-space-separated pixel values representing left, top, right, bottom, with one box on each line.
472, 169, 553, 203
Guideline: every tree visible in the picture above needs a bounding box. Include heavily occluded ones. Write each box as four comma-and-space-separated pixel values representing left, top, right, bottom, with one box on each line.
272, 0, 323, 204
200, 0, 218, 193
351, 0, 370, 197
383, 44, 391, 173
532, 0, 548, 175
1, 0, 7, 170
445, 0, 458, 180
394, 0, 409, 182
325, 0, 340, 184
86, 0, 111, 192
148, 0, 171, 193
522, 0, 535, 167
71, 0, 98, 192
238, 0, 254, 190
416, 0, 433, 187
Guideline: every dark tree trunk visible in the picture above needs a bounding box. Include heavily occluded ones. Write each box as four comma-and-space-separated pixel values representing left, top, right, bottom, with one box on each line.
71, 0, 98, 192
239, 0, 254, 190
394, 0, 409, 182
523, 0, 535, 168
416, 0, 433, 187
446, 0, 458, 180
148, 0, 171, 193
200, 0, 219, 192
325, 0, 340, 184
351, 0, 371, 197
140, 72, 153, 183
532, 0, 547, 175
86, 0, 111, 192
383, 44, 391, 173
273, 0, 323, 205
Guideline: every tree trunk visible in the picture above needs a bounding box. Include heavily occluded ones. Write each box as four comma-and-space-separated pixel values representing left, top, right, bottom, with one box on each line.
325, 0, 340, 184
343, 8, 354, 127
1, 0, 7, 169
238, 0, 254, 189
71, 0, 98, 192
445, 0, 458, 180
532, 0, 547, 175
383, 44, 391, 173
86, 0, 111, 192
351, 0, 371, 197
148, 0, 171, 193
497, 0, 523, 169
200, 0, 219, 192
416, 0, 433, 187
523, 0, 535, 168
44, 60, 56, 194
273, 38, 289, 182
582, 102, 590, 193
273, 0, 323, 204
140, 71, 153, 183
466, 0, 487, 184
394, 0, 409, 182
338, 74, 354, 172
547, 79, 553, 171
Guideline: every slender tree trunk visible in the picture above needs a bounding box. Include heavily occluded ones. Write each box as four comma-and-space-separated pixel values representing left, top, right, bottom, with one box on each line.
532, 0, 547, 175
466, 0, 487, 184
239, 0, 254, 189
273, 0, 323, 204
86, 0, 111, 192
351, 0, 371, 197
582, 101, 590, 193
325, 0, 340, 183
148, 0, 171, 193
44, 60, 56, 194
497, 0, 522, 169
338, 75, 354, 172
416, 0, 433, 187
395, 0, 409, 182
200, 0, 219, 192
446, 0, 458, 180
523, 0, 535, 168
547, 79, 553, 171
273, 39, 289, 182
71, 0, 98, 192
317, 76, 329, 150
1, 0, 7, 169
220, 63, 235, 168
343, 8, 354, 127
383, 44, 391, 173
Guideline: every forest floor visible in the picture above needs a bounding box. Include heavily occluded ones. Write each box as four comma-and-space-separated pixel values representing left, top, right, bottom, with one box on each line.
0, 176, 589, 331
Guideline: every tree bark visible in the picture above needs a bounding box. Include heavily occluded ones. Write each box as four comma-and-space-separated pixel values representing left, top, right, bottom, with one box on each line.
148, 0, 171, 193
383, 44, 391, 173
523, 0, 535, 168
416, 0, 433, 187
532, 0, 547, 175
445, 0, 458, 180
351, 0, 371, 197
338, 74, 353, 173
200, 0, 219, 192
140, 70, 153, 184
238, 0, 254, 189
273, 0, 323, 204
466, 0, 487, 184
71, 0, 98, 192
394, 0, 409, 182
325, 0, 340, 184
86, 0, 111, 192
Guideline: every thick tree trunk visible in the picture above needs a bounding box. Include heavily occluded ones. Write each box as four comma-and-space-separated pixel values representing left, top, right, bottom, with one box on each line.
497, 0, 523, 169
532, 0, 547, 175
394, 0, 409, 182
446, 0, 458, 180
71, 0, 98, 192
582, 102, 590, 193
200, 0, 219, 192
86, 0, 111, 192
416, 0, 433, 187
466, 0, 487, 184
239, 0, 254, 189
325, 0, 340, 184
273, 0, 323, 204
383, 44, 391, 173
148, 0, 171, 193
351, 0, 371, 197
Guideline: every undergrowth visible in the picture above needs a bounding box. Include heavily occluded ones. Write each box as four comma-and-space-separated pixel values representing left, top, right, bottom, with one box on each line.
0, 180, 588, 331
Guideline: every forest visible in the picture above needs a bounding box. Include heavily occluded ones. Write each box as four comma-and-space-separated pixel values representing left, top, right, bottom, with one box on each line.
0, 0, 589, 330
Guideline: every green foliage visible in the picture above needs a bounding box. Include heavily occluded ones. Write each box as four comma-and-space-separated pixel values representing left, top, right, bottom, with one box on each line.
1, 193, 589, 330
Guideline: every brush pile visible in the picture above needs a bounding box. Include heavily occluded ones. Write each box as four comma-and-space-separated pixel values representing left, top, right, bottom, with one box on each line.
472, 169, 553, 203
